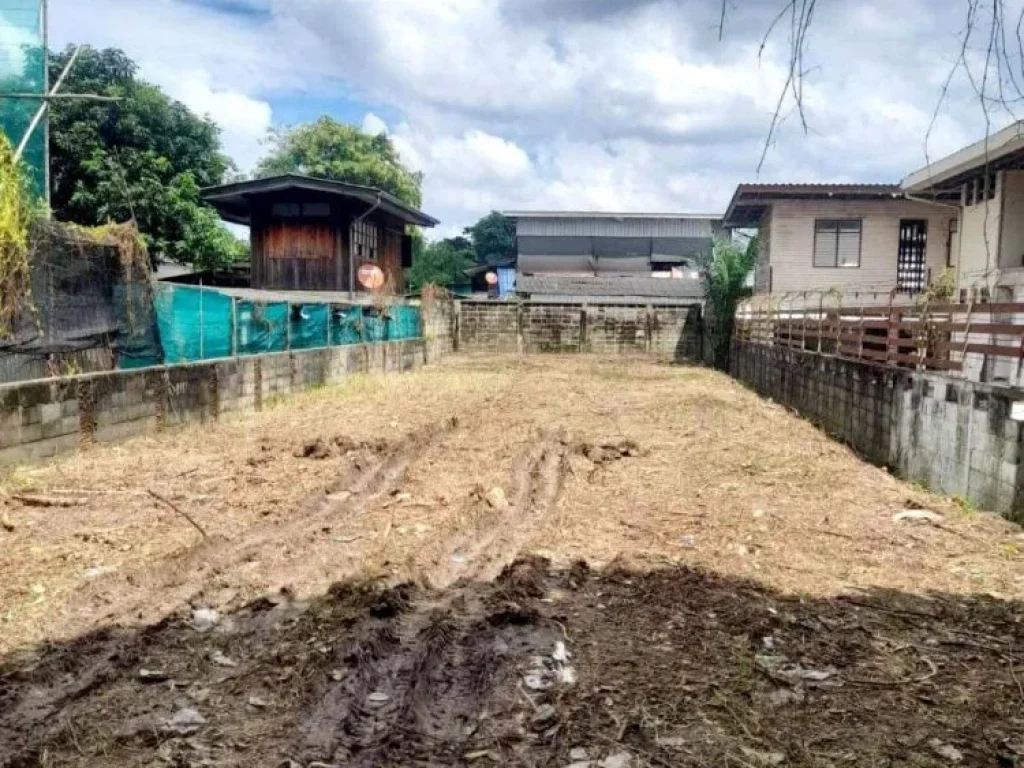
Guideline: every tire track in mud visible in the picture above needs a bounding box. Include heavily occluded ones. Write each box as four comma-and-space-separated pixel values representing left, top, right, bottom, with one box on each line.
427, 429, 570, 588
300, 561, 560, 767
70, 417, 462, 633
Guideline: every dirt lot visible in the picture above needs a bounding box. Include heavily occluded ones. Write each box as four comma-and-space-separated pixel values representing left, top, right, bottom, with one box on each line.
2, 355, 1024, 766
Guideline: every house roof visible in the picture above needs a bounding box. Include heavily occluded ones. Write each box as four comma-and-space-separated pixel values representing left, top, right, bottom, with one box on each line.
902, 120, 1024, 194
504, 210, 722, 221
723, 183, 903, 228
517, 274, 703, 300
201, 174, 439, 228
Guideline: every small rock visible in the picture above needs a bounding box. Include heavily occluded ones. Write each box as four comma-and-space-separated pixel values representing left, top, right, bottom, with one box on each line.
570, 747, 590, 761
165, 707, 206, 735
329, 669, 344, 682
740, 747, 786, 766
248, 696, 268, 708
191, 608, 220, 633
531, 704, 557, 729
210, 650, 237, 668
929, 739, 964, 762
367, 691, 390, 705
679, 535, 695, 548
768, 687, 805, 707
137, 668, 169, 684
752, 508, 767, 519
485, 487, 509, 510
557, 665, 578, 685
600, 752, 634, 768
762, 636, 775, 651
552, 641, 571, 663
893, 509, 943, 525
451, 552, 468, 565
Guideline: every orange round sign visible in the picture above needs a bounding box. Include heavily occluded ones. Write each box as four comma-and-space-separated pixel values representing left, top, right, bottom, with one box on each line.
485, 271, 499, 286
358, 264, 385, 290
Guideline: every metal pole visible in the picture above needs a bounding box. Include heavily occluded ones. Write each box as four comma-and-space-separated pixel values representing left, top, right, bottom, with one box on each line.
15, 44, 81, 162
42, 0, 51, 213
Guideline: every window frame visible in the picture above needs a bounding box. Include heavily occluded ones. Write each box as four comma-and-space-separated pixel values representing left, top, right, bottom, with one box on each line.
813, 218, 862, 269
352, 219, 379, 263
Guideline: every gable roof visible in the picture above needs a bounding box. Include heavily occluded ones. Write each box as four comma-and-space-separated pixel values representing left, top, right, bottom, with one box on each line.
723, 183, 903, 227
201, 174, 439, 227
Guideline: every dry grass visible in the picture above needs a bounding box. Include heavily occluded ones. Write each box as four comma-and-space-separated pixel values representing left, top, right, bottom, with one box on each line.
1, 355, 1022, 656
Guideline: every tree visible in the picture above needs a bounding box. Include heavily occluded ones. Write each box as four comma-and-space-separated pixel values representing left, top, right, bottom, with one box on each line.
701, 237, 758, 371
407, 237, 476, 292
47, 46, 244, 269
255, 117, 424, 208
466, 211, 515, 265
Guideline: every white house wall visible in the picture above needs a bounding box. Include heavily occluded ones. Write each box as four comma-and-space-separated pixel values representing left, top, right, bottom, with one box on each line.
958, 179, 1002, 287
999, 171, 1024, 271
766, 199, 957, 297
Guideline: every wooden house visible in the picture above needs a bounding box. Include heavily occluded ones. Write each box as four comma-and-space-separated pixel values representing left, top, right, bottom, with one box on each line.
201, 175, 438, 294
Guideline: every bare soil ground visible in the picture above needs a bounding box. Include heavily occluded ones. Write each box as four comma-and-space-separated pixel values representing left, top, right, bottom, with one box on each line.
2, 355, 1024, 766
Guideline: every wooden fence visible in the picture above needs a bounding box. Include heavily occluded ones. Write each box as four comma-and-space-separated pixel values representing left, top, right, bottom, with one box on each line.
734, 300, 1024, 374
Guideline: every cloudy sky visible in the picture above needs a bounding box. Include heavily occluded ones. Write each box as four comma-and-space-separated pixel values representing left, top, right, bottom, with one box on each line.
41, 0, 1016, 235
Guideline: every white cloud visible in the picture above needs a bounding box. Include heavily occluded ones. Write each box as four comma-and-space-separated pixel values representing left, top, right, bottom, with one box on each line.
164, 71, 272, 172
48, 0, 1020, 231
361, 112, 389, 136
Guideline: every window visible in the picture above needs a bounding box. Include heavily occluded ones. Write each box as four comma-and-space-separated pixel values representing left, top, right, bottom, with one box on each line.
353, 219, 379, 262
271, 201, 331, 218
813, 219, 861, 268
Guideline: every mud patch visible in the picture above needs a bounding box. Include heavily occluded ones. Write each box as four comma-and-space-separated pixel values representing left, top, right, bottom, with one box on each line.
4, 560, 1024, 767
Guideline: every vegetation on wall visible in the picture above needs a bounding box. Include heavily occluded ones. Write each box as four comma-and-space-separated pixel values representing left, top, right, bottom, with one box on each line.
0, 135, 34, 337
255, 118, 424, 209
48, 46, 246, 270
701, 236, 758, 371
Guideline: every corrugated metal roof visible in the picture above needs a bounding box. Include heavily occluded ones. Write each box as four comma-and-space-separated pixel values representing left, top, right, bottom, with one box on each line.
723, 183, 903, 228
515, 216, 719, 238
518, 274, 703, 300
504, 210, 722, 219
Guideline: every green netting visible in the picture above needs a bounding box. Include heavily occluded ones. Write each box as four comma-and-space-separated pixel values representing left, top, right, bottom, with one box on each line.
389, 305, 422, 340
363, 311, 387, 343
154, 284, 233, 364
0, 0, 46, 198
289, 304, 331, 350
236, 300, 287, 356
331, 306, 362, 346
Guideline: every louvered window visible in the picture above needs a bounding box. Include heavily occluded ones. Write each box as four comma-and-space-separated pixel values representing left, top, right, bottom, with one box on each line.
814, 219, 861, 268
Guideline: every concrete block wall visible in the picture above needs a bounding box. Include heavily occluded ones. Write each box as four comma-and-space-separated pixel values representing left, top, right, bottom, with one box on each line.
0, 338, 433, 467
731, 341, 1024, 521
457, 301, 703, 361
457, 302, 519, 353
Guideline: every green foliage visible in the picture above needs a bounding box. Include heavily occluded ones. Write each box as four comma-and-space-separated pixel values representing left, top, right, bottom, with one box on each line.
408, 238, 476, 292
0, 134, 34, 336
466, 211, 515, 264
255, 117, 423, 208
48, 46, 241, 269
701, 237, 758, 370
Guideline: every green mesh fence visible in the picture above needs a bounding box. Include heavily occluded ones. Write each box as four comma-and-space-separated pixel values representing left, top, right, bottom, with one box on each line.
0, 0, 46, 198
152, 286, 422, 365
236, 300, 287, 356
331, 306, 363, 345
389, 305, 422, 340
154, 284, 233, 364
289, 304, 331, 350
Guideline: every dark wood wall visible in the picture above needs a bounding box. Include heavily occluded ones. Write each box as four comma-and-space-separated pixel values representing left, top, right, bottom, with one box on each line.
249, 193, 406, 294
